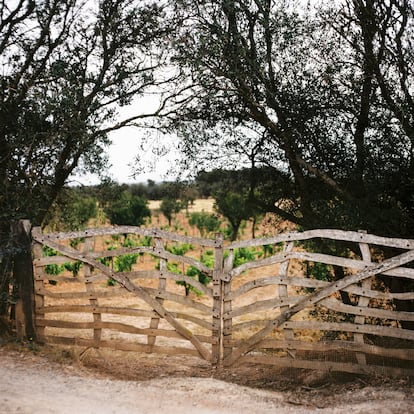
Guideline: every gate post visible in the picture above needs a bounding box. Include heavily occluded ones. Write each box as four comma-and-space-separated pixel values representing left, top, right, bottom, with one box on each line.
212, 232, 224, 366
11, 220, 36, 341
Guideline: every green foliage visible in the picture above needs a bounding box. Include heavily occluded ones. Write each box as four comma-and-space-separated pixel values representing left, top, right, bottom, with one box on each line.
187, 249, 214, 286
45, 188, 98, 231
189, 212, 221, 237
104, 191, 150, 226
306, 262, 332, 282
42, 247, 81, 277
160, 198, 182, 226
166, 243, 193, 256
62, 261, 82, 277
214, 191, 253, 241
233, 247, 260, 267
115, 254, 138, 272
100, 236, 140, 285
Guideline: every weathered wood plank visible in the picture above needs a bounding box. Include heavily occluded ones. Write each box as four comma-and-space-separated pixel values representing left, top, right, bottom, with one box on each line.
33, 226, 217, 247
212, 232, 224, 365
37, 319, 214, 343
278, 242, 295, 357
44, 336, 201, 357
229, 275, 414, 301
38, 305, 213, 330
144, 288, 212, 314
222, 249, 234, 360
320, 297, 414, 321
229, 250, 414, 280
282, 321, 414, 341
229, 229, 414, 250
37, 287, 129, 299
84, 238, 101, 343
148, 237, 167, 349
224, 297, 299, 319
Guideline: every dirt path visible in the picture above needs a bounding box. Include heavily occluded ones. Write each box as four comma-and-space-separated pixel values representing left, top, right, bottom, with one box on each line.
1, 346, 413, 414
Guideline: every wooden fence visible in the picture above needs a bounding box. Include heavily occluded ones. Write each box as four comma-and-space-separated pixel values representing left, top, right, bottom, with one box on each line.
26, 224, 414, 377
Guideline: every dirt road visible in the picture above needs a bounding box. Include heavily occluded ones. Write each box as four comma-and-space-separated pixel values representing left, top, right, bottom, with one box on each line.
1, 347, 413, 414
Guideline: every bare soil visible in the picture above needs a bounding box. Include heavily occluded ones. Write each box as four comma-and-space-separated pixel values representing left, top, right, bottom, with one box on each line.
1, 341, 413, 414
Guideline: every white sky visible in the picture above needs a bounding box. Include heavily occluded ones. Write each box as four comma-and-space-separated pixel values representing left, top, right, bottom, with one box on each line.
71, 129, 180, 185
70, 95, 181, 185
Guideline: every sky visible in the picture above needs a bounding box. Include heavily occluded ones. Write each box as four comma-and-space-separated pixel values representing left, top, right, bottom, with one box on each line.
71, 129, 179, 185
70, 97, 181, 186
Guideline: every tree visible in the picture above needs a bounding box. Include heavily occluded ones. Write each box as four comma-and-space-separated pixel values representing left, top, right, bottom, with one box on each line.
166, 0, 414, 322
44, 187, 98, 231
160, 197, 182, 226
214, 191, 252, 241
168, 0, 414, 239
189, 211, 221, 238
105, 191, 150, 226
0, 0, 177, 317
0, 0, 182, 228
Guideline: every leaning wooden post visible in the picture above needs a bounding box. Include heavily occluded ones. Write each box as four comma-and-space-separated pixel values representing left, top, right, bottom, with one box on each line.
147, 236, 167, 350
84, 237, 102, 345
212, 232, 224, 366
222, 247, 234, 363
278, 241, 295, 357
355, 231, 372, 365
11, 220, 36, 341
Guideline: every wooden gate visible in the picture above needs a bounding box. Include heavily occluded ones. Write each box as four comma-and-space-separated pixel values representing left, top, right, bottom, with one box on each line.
221, 230, 414, 376
32, 226, 223, 365
31, 226, 414, 376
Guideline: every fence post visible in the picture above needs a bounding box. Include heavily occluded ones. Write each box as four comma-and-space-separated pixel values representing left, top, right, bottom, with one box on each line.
212, 232, 224, 366
11, 219, 36, 341
222, 247, 234, 364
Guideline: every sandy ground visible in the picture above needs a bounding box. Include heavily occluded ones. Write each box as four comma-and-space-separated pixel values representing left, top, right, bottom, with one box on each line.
1, 344, 413, 414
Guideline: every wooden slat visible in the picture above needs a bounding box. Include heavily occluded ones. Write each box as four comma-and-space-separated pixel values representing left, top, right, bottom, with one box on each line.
229, 276, 326, 299
37, 287, 129, 299
144, 288, 212, 314
212, 232, 224, 365
282, 320, 414, 341
278, 242, 295, 357
222, 249, 234, 359
229, 229, 414, 250
33, 241, 45, 341
83, 238, 101, 343
224, 296, 299, 319
44, 336, 201, 357
320, 297, 414, 321
229, 250, 414, 281
148, 237, 167, 349
230, 275, 414, 301
39, 305, 157, 317
33, 226, 217, 247
38, 320, 216, 345
38, 305, 213, 330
